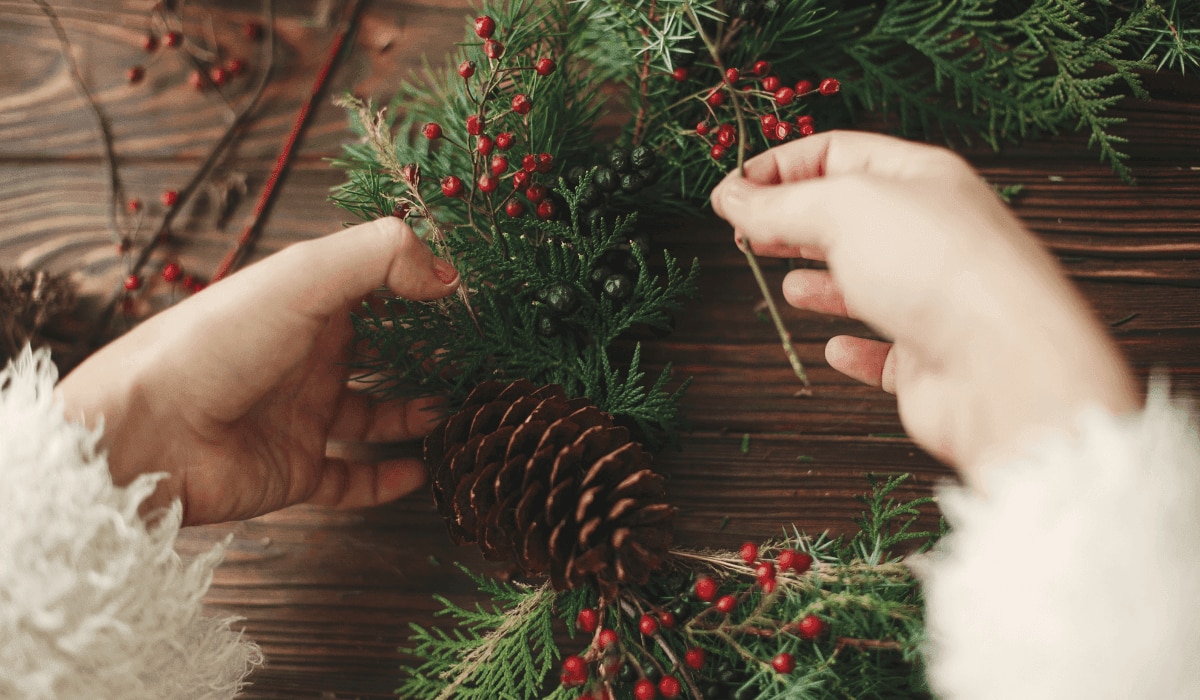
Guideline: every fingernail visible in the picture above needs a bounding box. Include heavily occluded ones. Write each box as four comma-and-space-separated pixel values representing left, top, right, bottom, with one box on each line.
433, 256, 459, 285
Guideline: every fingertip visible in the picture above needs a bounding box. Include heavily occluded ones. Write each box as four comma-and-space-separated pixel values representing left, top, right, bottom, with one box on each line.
376, 460, 427, 501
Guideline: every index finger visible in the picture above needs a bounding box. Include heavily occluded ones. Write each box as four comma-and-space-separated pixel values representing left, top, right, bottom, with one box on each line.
737, 130, 964, 186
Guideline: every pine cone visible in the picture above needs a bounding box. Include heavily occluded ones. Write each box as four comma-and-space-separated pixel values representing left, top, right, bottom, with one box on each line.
424, 380, 674, 600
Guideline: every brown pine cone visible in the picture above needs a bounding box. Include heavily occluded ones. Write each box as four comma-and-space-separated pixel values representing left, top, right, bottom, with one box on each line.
424, 380, 674, 601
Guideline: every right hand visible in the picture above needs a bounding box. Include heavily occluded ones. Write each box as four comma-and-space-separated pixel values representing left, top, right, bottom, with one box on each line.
710, 131, 1136, 475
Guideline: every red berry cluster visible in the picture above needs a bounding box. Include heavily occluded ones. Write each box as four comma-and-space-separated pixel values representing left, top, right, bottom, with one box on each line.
127, 11, 256, 91
685, 59, 842, 160
420, 16, 563, 220
561, 608, 686, 700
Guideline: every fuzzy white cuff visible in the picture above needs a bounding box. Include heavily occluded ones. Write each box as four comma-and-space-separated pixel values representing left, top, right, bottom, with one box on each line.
922, 382, 1200, 699
0, 347, 262, 699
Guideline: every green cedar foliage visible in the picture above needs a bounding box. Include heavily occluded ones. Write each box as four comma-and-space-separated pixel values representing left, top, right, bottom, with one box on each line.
399, 475, 938, 700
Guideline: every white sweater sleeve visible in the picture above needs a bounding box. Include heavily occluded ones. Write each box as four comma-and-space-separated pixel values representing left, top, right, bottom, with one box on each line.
0, 347, 262, 700
921, 382, 1200, 700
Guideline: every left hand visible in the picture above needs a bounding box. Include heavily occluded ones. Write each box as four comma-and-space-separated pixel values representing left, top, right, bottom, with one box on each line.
59, 217, 460, 525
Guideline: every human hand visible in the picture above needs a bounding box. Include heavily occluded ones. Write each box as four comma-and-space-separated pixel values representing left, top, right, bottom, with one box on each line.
711, 131, 1136, 474
59, 217, 460, 525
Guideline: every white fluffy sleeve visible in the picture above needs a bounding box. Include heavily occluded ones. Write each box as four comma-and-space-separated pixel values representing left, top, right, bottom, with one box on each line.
0, 348, 263, 699
921, 383, 1200, 700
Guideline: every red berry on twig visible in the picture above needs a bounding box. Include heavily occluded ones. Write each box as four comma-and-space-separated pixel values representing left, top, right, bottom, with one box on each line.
694, 576, 718, 602
705, 88, 725, 107
774, 87, 795, 105
162, 262, 182, 282
724, 67, 740, 84
440, 175, 464, 197
762, 579, 777, 594
634, 679, 657, 700
753, 60, 770, 76
739, 542, 758, 564
684, 647, 705, 670
798, 614, 826, 640
477, 173, 499, 194
490, 155, 508, 175
695, 121, 710, 136
799, 122, 816, 136
512, 170, 530, 190
535, 57, 556, 76
772, 652, 796, 674
755, 560, 776, 583
715, 595, 736, 614
525, 183, 547, 203
496, 132, 515, 150
775, 121, 793, 140
127, 66, 145, 84
761, 114, 779, 130
638, 614, 659, 636
563, 655, 587, 679
161, 190, 178, 207
671, 66, 689, 82
458, 60, 476, 78
717, 124, 736, 148
164, 31, 182, 48
124, 274, 142, 291
710, 143, 726, 160
511, 93, 532, 115
762, 75, 780, 92
794, 79, 814, 95
484, 39, 505, 59
504, 199, 525, 217
474, 15, 496, 39
658, 676, 682, 699
778, 549, 814, 573
521, 154, 538, 172
576, 608, 599, 633
657, 610, 676, 629
466, 115, 484, 135
819, 78, 841, 95
597, 628, 619, 650
422, 122, 443, 139
535, 152, 554, 174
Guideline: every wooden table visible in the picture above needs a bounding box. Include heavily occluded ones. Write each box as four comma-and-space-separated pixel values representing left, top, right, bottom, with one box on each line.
3, 2, 1199, 697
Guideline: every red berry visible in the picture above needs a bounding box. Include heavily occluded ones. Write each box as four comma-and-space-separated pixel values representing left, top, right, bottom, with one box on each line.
694, 576, 718, 602
458, 60, 476, 78
127, 198, 143, 213
695, 121, 710, 135
762, 75, 781, 92
188, 69, 205, 90
535, 152, 554, 174
634, 679, 657, 700
496, 132, 515, 150
161, 190, 178, 207
400, 163, 420, 182
671, 66, 689, 82
638, 614, 659, 636
775, 122, 793, 140
536, 199, 556, 220
563, 655, 587, 679
684, 647, 705, 670
772, 652, 796, 674
576, 608, 599, 633
182, 275, 196, 291
244, 22, 264, 41
490, 155, 509, 176
477, 135, 495, 155
521, 154, 538, 172
739, 542, 758, 564
799, 122, 816, 136
715, 595, 736, 614
755, 561, 776, 583
512, 170, 531, 190
717, 125, 736, 148
752, 60, 771, 76
525, 184, 547, 203
123, 274, 142, 291
657, 610, 676, 629
161, 262, 182, 282
798, 614, 826, 640
724, 67, 740, 84
597, 628, 619, 650
127, 66, 145, 84
504, 198, 526, 217
209, 67, 229, 86
705, 88, 725, 107
512, 93, 533, 115
778, 549, 814, 573
466, 115, 484, 135
658, 676, 681, 699
795, 79, 814, 95
535, 57, 556, 76
796, 115, 815, 128
761, 113, 779, 130
422, 122, 443, 139
164, 31, 182, 48
474, 15, 496, 39
477, 173, 499, 194
709, 143, 726, 160
819, 77, 841, 95
141, 34, 158, 52
440, 175, 464, 198
774, 87, 796, 105
484, 39, 505, 59
392, 203, 409, 219
761, 578, 777, 594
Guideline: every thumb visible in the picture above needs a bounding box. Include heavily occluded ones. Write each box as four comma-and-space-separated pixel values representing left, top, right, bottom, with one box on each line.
215, 217, 459, 317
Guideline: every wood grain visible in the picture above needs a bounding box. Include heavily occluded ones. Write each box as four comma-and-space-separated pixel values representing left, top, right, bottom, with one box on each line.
2, 2, 1199, 697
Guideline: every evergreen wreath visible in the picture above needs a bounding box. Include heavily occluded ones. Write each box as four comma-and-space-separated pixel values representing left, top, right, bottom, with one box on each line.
329, 1, 1197, 697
